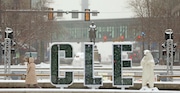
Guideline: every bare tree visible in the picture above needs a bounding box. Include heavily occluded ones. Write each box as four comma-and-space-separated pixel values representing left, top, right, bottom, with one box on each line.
129, 0, 176, 49
0, 0, 54, 64
129, 0, 180, 65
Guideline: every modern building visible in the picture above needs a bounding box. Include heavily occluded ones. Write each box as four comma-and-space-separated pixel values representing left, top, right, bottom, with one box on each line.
51, 18, 141, 42
49, 17, 180, 64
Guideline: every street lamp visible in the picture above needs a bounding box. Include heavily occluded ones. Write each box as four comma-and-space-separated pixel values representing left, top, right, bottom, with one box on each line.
4, 27, 14, 79
161, 29, 176, 81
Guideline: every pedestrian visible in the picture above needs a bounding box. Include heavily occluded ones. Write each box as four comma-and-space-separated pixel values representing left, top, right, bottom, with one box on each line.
25, 57, 41, 88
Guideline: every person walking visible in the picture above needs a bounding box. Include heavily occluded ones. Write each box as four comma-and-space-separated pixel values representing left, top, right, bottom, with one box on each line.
25, 57, 41, 88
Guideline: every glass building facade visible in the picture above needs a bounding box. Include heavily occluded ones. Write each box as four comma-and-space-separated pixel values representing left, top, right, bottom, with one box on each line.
51, 18, 141, 42
49, 18, 180, 64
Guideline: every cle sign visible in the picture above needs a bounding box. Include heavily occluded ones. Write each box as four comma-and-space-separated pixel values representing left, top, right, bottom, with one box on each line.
50, 42, 133, 89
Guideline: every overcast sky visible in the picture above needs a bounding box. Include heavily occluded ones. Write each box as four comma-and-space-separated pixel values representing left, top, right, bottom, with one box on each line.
50, 0, 134, 20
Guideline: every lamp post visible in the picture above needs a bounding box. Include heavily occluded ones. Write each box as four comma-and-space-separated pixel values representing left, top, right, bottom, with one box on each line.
4, 27, 13, 79
141, 32, 145, 58
162, 29, 177, 81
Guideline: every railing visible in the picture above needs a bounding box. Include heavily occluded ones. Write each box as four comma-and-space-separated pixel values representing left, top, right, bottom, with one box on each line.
0, 65, 180, 81
1, 73, 180, 82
